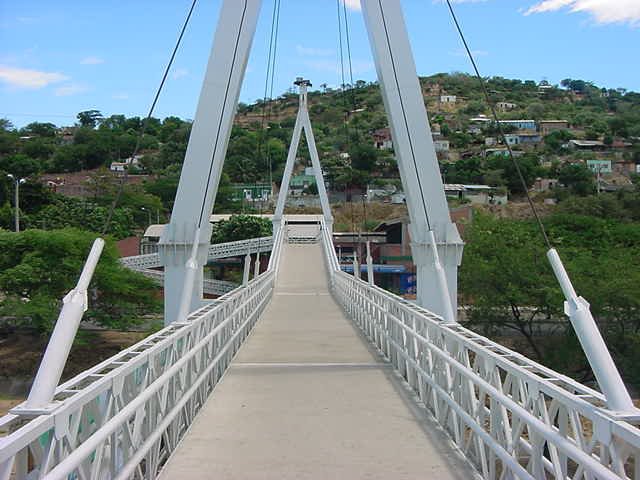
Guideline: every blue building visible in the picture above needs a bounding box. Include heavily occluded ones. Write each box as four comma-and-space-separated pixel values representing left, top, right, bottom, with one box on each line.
498, 119, 537, 131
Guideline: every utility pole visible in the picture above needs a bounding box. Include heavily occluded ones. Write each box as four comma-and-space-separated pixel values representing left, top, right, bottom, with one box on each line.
7, 174, 26, 233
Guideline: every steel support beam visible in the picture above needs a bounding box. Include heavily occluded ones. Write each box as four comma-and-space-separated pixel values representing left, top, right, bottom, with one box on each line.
361, 0, 463, 319
159, 0, 262, 324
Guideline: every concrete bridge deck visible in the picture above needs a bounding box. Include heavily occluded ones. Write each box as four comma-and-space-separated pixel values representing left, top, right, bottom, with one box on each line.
159, 243, 475, 479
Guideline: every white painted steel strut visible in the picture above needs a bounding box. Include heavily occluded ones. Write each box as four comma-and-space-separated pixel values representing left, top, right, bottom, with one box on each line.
547, 248, 635, 413
22, 238, 105, 411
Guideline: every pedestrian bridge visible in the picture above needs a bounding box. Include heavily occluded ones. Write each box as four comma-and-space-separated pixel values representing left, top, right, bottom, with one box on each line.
1, 217, 639, 480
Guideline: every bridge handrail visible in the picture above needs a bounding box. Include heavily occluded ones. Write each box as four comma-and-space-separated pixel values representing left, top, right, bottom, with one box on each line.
137, 268, 238, 296
120, 236, 274, 269
319, 217, 640, 479
0, 227, 284, 479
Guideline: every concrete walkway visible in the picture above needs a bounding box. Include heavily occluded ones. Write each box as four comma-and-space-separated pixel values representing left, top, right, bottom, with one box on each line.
159, 243, 475, 480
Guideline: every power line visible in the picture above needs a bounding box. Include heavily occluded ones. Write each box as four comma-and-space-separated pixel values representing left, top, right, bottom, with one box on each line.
445, 0, 552, 250
101, 0, 199, 235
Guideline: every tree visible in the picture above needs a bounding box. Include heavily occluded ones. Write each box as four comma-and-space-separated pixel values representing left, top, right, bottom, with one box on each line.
460, 213, 561, 359
0, 153, 41, 178
0, 229, 160, 333
0, 118, 14, 131
29, 197, 135, 239
526, 102, 545, 121
76, 110, 104, 128
558, 163, 595, 196
22, 122, 57, 138
460, 213, 640, 389
485, 154, 539, 194
210, 215, 272, 244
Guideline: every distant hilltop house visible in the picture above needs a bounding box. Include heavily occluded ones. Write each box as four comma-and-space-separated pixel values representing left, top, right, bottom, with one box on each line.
373, 128, 393, 150
231, 183, 273, 202
567, 139, 607, 151
504, 133, 542, 146
469, 117, 538, 133
468, 115, 492, 134
433, 139, 450, 152
538, 84, 555, 94
539, 120, 569, 136
57, 127, 77, 145
109, 154, 143, 173
496, 102, 517, 112
444, 184, 508, 206
587, 159, 612, 173
534, 178, 559, 192
484, 148, 524, 158
440, 95, 457, 104
498, 119, 537, 131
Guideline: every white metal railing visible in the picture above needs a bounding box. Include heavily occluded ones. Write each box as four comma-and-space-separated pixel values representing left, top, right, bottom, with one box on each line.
136, 268, 238, 296
319, 218, 640, 480
119, 236, 273, 269
0, 225, 284, 480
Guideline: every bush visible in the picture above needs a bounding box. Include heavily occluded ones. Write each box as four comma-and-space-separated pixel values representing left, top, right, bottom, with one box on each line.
0, 229, 161, 333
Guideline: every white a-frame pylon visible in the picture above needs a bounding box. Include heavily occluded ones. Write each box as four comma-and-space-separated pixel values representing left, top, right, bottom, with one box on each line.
161, 0, 463, 324
273, 78, 333, 233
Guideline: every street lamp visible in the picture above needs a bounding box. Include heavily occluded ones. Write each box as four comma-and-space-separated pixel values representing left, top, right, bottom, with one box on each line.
7, 174, 26, 232
141, 207, 151, 226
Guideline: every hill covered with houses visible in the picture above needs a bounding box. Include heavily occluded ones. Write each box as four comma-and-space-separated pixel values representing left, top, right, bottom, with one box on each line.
0, 73, 639, 234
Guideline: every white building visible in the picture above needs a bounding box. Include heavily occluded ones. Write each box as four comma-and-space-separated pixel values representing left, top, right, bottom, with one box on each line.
434, 140, 450, 152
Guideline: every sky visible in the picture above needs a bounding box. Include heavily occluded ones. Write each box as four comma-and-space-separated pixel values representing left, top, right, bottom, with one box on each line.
0, 0, 638, 128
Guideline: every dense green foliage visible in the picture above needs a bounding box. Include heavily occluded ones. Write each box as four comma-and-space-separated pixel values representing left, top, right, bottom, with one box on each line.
210, 215, 272, 244
0, 229, 161, 333
461, 212, 640, 389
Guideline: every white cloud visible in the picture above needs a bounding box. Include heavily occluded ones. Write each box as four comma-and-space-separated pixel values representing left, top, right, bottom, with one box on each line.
296, 45, 334, 57
344, 0, 361, 11
54, 83, 88, 96
525, 0, 640, 26
112, 93, 129, 100
80, 56, 104, 65
172, 68, 188, 80
0, 65, 68, 89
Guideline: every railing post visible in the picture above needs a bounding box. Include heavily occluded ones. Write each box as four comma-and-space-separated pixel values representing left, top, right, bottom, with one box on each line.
23, 238, 105, 411
254, 252, 260, 279
366, 241, 374, 286
242, 253, 251, 286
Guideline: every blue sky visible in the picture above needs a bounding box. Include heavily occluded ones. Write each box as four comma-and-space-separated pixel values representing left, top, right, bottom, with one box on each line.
0, 0, 638, 128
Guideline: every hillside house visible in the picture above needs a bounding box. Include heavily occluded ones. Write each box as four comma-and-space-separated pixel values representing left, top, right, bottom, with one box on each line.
434, 139, 450, 152
534, 178, 559, 192
504, 133, 542, 146
568, 140, 607, 151
440, 95, 457, 104
498, 119, 537, 131
496, 102, 517, 111
373, 128, 393, 150
587, 159, 612, 174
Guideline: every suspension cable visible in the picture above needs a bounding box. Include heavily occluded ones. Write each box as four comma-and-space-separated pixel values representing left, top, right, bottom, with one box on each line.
101, 0, 199, 235
336, 0, 356, 236
444, 0, 552, 249
267, 0, 281, 191
342, 0, 359, 135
